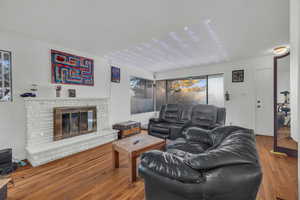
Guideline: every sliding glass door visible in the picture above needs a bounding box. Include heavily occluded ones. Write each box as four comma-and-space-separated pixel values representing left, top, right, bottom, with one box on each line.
155, 74, 224, 111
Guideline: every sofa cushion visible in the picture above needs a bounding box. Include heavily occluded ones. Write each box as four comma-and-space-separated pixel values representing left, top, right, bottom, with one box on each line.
191, 104, 218, 126
182, 126, 213, 145
178, 104, 193, 123
167, 138, 209, 154
161, 104, 181, 123
184, 126, 259, 170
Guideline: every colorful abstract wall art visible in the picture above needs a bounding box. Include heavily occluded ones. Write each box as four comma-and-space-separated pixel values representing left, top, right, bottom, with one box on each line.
51, 50, 94, 86
111, 66, 120, 83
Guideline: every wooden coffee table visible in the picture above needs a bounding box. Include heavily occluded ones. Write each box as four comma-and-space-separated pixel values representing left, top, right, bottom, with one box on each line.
112, 134, 165, 183
0, 178, 11, 200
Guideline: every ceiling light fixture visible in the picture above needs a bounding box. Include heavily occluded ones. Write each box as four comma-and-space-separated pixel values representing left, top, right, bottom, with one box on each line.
273, 46, 290, 56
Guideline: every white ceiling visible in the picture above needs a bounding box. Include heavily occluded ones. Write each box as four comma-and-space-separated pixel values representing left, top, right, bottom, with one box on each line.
0, 0, 289, 72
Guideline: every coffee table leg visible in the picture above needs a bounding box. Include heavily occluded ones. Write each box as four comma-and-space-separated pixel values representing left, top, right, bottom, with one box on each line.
112, 149, 119, 169
129, 155, 137, 183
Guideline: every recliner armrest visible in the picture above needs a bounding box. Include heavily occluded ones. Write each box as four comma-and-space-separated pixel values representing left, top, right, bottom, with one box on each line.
140, 150, 204, 183
149, 118, 161, 123
169, 126, 183, 140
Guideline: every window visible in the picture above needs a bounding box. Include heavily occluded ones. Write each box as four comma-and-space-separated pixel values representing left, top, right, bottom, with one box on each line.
156, 74, 224, 110
130, 76, 154, 114
167, 77, 207, 105
0, 50, 12, 102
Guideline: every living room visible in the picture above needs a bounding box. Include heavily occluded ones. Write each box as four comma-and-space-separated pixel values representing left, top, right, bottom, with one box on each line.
0, 0, 299, 199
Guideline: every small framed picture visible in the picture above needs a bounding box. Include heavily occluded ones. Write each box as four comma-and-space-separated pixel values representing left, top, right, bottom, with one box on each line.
68, 89, 76, 98
232, 70, 244, 83
111, 66, 120, 83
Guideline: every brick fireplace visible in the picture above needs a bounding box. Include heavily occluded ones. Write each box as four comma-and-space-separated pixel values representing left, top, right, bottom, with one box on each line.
24, 98, 118, 167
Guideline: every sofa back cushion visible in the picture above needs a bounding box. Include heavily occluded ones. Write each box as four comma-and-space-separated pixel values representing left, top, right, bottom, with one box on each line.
179, 104, 193, 123
158, 104, 166, 120
161, 104, 182, 123
191, 104, 218, 127
185, 126, 260, 170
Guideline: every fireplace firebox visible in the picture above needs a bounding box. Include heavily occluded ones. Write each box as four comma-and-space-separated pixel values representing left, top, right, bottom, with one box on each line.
53, 106, 97, 141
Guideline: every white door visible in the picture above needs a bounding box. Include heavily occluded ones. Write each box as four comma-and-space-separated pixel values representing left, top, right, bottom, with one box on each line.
255, 68, 273, 136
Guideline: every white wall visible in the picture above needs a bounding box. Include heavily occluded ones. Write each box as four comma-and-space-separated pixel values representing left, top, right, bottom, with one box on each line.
290, 0, 300, 144
110, 63, 155, 125
156, 55, 274, 134
290, 0, 300, 197
0, 30, 154, 160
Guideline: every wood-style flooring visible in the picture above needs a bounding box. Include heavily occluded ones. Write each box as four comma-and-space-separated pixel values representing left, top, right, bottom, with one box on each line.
7, 135, 298, 200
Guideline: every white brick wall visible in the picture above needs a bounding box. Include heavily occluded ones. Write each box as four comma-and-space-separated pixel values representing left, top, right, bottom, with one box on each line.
24, 98, 117, 166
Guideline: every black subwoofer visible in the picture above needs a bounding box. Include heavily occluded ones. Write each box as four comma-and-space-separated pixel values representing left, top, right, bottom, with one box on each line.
0, 149, 12, 175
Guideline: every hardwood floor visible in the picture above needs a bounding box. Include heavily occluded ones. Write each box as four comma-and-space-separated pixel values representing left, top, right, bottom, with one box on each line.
7, 135, 297, 200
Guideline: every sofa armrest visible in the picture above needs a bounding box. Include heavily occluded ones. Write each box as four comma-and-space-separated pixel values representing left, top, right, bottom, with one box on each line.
140, 150, 204, 183
149, 118, 161, 123
169, 126, 183, 140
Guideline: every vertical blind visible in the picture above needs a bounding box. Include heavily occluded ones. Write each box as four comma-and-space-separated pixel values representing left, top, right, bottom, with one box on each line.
130, 76, 154, 114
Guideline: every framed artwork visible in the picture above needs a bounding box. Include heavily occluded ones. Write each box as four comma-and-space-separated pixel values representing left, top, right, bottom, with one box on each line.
68, 89, 76, 98
111, 66, 120, 83
51, 49, 94, 86
232, 70, 244, 83
0, 50, 12, 102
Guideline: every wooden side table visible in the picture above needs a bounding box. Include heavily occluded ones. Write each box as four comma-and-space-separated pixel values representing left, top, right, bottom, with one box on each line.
113, 121, 141, 139
0, 178, 11, 200
112, 134, 165, 183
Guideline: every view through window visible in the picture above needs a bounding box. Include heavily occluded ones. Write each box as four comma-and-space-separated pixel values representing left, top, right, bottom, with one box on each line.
130, 76, 154, 114
156, 74, 224, 111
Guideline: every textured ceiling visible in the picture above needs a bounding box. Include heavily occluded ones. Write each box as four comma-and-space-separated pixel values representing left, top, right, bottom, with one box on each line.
0, 0, 289, 72
105, 19, 229, 72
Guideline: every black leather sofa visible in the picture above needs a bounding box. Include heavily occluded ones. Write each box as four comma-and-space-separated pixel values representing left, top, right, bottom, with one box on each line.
139, 126, 262, 200
148, 104, 226, 139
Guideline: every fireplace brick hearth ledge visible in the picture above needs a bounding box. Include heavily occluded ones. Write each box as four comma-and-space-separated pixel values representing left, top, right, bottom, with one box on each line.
24, 98, 118, 167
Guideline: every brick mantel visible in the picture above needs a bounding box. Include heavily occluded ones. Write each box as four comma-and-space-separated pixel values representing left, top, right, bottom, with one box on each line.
24, 98, 117, 166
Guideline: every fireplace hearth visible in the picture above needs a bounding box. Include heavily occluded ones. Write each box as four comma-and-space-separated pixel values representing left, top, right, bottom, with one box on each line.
54, 106, 97, 141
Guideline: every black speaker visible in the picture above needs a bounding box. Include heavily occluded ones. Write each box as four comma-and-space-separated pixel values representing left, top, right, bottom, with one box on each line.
0, 149, 12, 174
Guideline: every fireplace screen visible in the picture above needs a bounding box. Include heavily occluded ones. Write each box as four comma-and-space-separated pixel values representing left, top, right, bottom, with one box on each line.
54, 106, 97, 141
